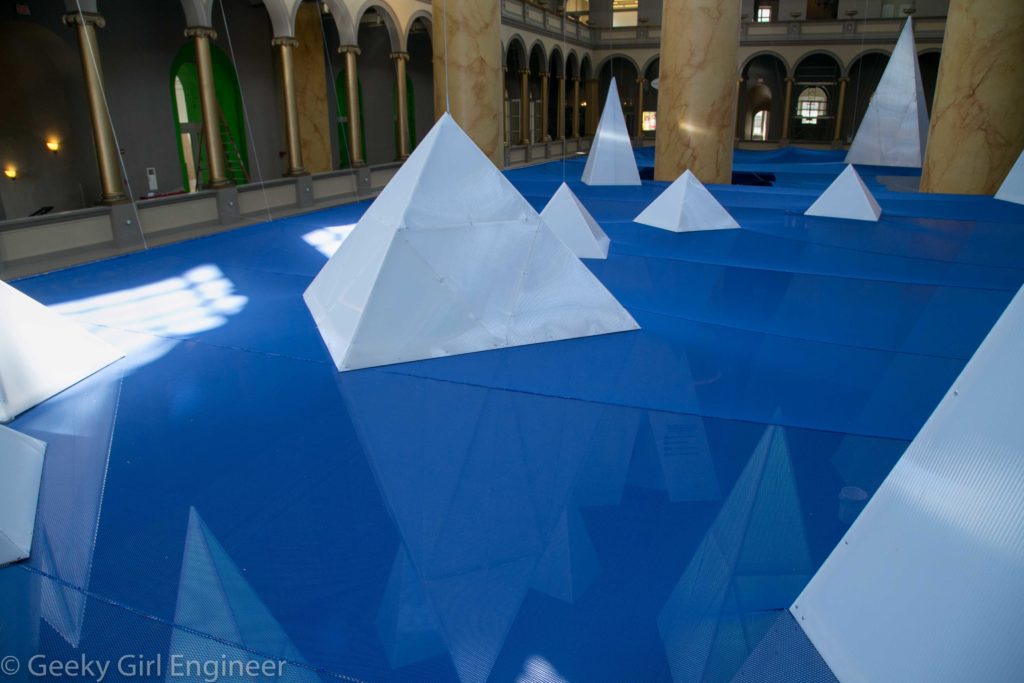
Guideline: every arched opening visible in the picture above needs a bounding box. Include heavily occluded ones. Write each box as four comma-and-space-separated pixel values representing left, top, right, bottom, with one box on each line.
548, 49, 564, 141
580, 56, 593, 135
407, 17, 434, 152
791, 53, 841, 142
354, 6, 399, 165
918, 51, 941, 116
844, 52, 889, 144
505, 40, 528, 145
641, 58, 659, 139
598, 57, 639, 136
170, 41, 249, 191
752, 110, 769, 141
739, 54, 787, 141
528, 43, 546, 143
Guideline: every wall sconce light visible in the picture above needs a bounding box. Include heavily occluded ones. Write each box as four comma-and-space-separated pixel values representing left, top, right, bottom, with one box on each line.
4, 167, 16, 180
46, 140, 61, 154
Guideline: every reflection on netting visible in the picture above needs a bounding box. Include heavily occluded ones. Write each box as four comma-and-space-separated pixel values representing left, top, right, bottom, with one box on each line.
301, 224, 357, 259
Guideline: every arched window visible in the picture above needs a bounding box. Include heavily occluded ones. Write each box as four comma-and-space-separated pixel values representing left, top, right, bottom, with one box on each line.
752, 110, 769, 141
797, 87, 828, 125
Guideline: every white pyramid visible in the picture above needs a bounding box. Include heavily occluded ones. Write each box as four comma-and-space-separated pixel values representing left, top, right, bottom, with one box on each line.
0, 425, 45, 566
0, 281, 124, 423
540, 183, 611, 259
995, 148, 1024, 205
582, 77, 641, 186
805, 165, 882, 221
304, 114, 639, 371
846, 18, 929, 168
634, 170, 740, 232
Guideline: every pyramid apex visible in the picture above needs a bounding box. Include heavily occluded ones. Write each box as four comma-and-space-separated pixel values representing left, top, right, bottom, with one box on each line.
805, 164, 881, 222
635, 169, 739, 232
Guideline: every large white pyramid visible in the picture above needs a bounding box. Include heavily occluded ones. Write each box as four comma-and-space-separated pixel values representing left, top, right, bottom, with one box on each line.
0, 281, 124, 423
0, 425, 46, 566
845, 18, 929, 168
304, 113, 639, 371
634, 170, 740, 232
540, 183, 611, 259
792, 283, 1024, 682
995, 148, 1024, 205
805, 165, 882, 221
582, 77, 641, 186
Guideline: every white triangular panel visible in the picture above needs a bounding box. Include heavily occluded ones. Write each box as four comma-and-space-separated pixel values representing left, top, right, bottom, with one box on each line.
994, 148, 1024, 205
304, 113, 639, 371
635, 170, 740, 232
0, 425, 46, 566
792, 283, 1024, 683
540, 183, 611, 259
805, 165, 882, 221
582, 77, 641, 186
0, 281, 124, 423
845, 18, 929, 168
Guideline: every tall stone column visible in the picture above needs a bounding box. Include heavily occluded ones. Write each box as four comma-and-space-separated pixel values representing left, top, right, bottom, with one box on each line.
64, 11, 126, 203
392, 51, 411, 159
539, 71, 550, 142
556, 75, 566, 140
584, 79, 599, 135
338, 45, 365, 167
654, 0, 741, 183
833, 77, 849, 143
186, 26, 232, 187
273, 36, 306, 176
519, 70, 530, 144
431, 0, 503, 166
635, 78, 646, 139
571, 77, 581, 138
921, 0, 1024, 194
780, 77, 794, 141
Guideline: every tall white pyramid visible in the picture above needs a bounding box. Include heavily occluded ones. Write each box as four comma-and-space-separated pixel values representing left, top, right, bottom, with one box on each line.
0, 425, 45, 566
634, 170, 740, 232
805, 165, 882, 221
846, 18, 929, 167
0, 281, 124, 423
304, 113, 639, 371
995, 148, 1024, 205
582, 77, 641, 186
540, 183, 611, 259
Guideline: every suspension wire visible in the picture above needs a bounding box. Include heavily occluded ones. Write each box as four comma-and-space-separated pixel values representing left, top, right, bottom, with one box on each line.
848, 0, 871, 146
561, 5, 567, 185
443, 0, 450, 112
217, 0, 273, 223
318, 4, 362, 208
74, 0, 147, 249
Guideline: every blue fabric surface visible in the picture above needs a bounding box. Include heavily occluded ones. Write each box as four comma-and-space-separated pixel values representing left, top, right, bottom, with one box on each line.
3, 148, 1023, 682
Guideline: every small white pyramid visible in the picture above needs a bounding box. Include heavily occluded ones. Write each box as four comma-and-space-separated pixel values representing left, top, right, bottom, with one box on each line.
0, 425, 45, 566
805, 165, 882, 221
304, 113, 639, 372
582, 77, 641, 186
995, 148, 1024, 205
846, 18, 929, 168
634, 170, 740, 232
540, 183, 611, 259
0, 281, 124, 423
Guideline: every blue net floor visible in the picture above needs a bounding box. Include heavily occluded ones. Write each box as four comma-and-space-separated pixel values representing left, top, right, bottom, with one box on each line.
3, 150, 1024, 682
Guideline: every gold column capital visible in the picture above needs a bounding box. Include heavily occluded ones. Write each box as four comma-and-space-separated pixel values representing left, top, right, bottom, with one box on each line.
539, 71, 549, 78
185, 26, 218, 40
556, 74, 565, 81
390, 51, 410, 61
338, 44, 360, 56
63, 11, 105, 28
518, 69, 530, 76
838, 76, 850, 84
271, 36, 299, 47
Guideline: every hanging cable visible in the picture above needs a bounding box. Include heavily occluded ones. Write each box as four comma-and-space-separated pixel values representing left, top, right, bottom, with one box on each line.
74, 0, 147, 249
443, 0, 450, 112
318, 3, 362, 208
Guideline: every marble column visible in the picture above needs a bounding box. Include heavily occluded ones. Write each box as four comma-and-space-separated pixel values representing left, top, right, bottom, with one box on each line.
293, 2, 332, 173
519, 70, 530, 144
186, 26, 232, 187
338, 45, 365, 167
431, 0, 503, 166
63, 11, 127, 203
273, 37, 306, 176
833, 77, 849, 143
571, 77, 581, 138
654, 0, 741, 183
556, 75, 566, 140
584, 79, 599, 135
392, 51, 411, 159
780, 77, 794, 141
635, 77, 646, 139
921, 0, 1024, 194
539, 71, 550, 142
